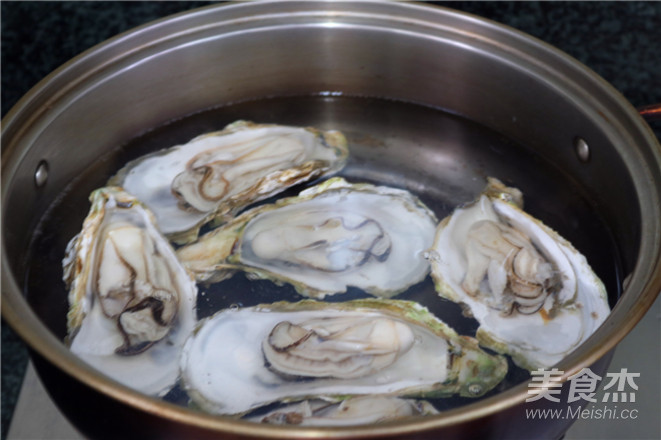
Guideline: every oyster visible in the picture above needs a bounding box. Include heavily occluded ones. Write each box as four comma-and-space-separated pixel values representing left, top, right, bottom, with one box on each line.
110, 120, 348, 243
179, 299, 508, 415
63, 187, 197, 395
430, 178, 610, 370
177, 178, 438, 298
247, 396, 439, 426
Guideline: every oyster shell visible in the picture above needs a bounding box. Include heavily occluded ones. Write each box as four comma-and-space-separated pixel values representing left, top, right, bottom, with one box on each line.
430, 178, 610, 370
179, 299, 508, 415
63, 187, 197, 395
176, 178, 438, 298
247, 396, 439, 426
110, 120, 348, 243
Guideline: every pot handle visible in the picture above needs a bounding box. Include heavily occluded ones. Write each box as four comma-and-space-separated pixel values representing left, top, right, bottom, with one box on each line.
638, 104, 661, 122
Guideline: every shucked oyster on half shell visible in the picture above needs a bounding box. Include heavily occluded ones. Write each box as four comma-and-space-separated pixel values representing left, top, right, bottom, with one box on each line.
247, 396, 439, 426
62, 187, 197, 396
430, 178, 610, 370
179, 299, 508, 416
109, 120, 349, 243
176, 178, 438, 298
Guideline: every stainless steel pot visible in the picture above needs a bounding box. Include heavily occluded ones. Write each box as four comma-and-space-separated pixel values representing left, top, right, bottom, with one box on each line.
2, 2, 660, 439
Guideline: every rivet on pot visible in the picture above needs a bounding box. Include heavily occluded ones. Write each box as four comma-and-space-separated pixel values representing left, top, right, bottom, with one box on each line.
622, 273, 633, 292
574, 137, 591, 163
34, 160, 49, 188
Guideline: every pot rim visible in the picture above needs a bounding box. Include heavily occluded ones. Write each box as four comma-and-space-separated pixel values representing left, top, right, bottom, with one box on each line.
2, 1, 660, 437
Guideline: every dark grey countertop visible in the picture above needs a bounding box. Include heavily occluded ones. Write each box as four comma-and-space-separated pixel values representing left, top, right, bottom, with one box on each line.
2, 2, 660, 439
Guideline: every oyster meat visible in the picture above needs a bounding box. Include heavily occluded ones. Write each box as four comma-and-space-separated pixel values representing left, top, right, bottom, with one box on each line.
62, 187, 197, 395
179, 299, 508, 415
177, 178, 438, 298
430, 178, 610, 370
110, 120, 348, 243
247, 396, 439, 426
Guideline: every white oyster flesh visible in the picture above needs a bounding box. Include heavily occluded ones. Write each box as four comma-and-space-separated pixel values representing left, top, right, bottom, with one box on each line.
177, 178, 438, 298
179, 299, 508, 415
111, 120, 348, 243
63, 187, 197, 396
247, 396, 439, 426
431, 178, 610, 370
262, 316, 415, 380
